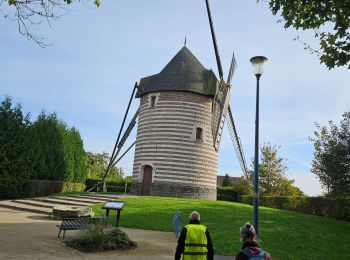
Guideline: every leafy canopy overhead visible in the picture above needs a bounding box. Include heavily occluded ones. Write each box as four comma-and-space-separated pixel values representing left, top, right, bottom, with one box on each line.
262, 0, 350, 69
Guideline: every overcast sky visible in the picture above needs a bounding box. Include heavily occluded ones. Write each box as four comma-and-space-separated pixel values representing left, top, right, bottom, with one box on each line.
1, 1, 349, 195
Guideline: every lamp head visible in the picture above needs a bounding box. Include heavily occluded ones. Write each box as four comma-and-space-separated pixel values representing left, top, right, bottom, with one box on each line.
250, 56, 268, 77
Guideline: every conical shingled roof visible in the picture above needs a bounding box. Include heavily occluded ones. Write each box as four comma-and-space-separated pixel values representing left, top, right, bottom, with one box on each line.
136, 47, 218, 98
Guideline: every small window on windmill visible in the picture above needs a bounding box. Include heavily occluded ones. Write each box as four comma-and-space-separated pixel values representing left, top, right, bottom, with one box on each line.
150, 95, 157, 108
196, 127, 203, 140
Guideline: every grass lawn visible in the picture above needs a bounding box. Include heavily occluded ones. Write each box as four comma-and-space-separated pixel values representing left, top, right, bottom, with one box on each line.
91, 196, 349, 259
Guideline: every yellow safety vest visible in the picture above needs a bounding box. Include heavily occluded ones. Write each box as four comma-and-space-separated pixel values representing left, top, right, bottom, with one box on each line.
182, 224, 208, 260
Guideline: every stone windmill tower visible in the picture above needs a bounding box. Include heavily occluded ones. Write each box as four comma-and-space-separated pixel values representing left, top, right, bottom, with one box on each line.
131, 46, 219, 199
91, 0, 248, 198
130, 0, 248, 200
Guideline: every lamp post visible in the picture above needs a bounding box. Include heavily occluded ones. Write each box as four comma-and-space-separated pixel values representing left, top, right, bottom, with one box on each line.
250, 56, 268, 237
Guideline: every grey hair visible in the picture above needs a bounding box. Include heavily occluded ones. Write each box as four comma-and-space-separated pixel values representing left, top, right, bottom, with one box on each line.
189, 211, 200, 221
240, 223, 257, 243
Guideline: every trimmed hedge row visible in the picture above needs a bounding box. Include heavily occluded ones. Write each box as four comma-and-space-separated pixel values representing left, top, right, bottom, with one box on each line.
238, 195, 350, 222
23, 179, 86, 198
217, 187, 238, 202
85, 179, 131, 193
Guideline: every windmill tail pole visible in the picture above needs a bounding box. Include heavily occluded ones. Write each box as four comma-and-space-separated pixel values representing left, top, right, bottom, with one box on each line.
87, 83, 137, 192
111, 141, 136, 168
205, 0, 224, 79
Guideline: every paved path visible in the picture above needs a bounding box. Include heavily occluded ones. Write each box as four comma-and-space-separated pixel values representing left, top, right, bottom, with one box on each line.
0, 195, 234, 259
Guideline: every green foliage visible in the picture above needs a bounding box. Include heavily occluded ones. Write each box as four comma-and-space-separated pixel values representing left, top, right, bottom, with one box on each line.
85, 178, 131, 193
0, 97, 31, 198
259, 143, 288, 195
238, 195, 350, 222
28, 112, 66, 181
66, 225, 136, 253
91, 197, 350, 258
235, 176, 253, 195
217, 186, 238, 201
86, 152, 123, 182
28, 112, 87, 183
222, 174, 232, 187
23, 179, 86, 197
0, 96, 87, 199
311, 112, 350, 197
261, 0, 350, 69
254, 143, 303, 196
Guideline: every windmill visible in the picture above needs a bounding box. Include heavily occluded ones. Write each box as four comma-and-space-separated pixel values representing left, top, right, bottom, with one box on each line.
89, 0, 249, 195
205, 0, 249, 178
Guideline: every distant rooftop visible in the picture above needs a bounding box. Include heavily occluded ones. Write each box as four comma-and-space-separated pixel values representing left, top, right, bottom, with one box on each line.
136, 46, 218, 98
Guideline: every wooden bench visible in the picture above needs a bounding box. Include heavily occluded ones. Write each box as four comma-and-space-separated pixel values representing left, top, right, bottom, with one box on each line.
56, 217, 108, 239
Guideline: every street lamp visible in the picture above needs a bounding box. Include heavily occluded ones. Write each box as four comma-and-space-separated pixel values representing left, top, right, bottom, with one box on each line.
250, 56, 268, 237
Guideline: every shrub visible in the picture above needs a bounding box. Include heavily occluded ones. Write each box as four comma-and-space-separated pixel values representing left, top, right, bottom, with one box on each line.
66, 225, 137, 253
85, 178, 131, 193
0, 97, 87, 199
238, 195, 350, 221
217, 187, 238, 202
0, 177, 24, 199
23, 179, 86, 197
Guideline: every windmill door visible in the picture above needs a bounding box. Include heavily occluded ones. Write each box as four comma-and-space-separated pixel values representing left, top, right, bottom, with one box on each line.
142, 166, 152, 195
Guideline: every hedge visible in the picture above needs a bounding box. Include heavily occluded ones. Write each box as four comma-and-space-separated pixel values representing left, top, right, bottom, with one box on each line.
217, 187, 238, 202
238, 195, 350, 222
85, 179, 131, 193
23, 179, 86, 198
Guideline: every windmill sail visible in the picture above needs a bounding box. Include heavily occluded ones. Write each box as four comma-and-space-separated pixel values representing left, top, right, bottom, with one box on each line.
211, 80, 231, 150
204, 0, 232, 150
227, 106, 249, 178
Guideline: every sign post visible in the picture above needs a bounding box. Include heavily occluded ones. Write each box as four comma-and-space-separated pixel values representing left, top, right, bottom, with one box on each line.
102, 201, 125, 228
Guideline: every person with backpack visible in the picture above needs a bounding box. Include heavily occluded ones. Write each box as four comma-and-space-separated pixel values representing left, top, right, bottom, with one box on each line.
235, 223, 272, 260
175, 211, 214, 260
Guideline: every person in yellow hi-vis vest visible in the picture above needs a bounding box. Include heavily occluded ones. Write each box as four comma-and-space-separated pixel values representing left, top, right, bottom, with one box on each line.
175, 211, 214, 260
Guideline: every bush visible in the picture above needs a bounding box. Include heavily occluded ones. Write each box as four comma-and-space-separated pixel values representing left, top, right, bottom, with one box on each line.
0, 177, 24, 199
238, 195, 350, 222
85, 178, 131, 193
66, 225, 137, 253
22, 179, 86, 197
217, 187, 238, 202
0, 97, 87, 199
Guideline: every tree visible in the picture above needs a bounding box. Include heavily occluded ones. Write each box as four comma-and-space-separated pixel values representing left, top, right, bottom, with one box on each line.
86, 151, 122, 181
0, 97, 31, 198
261, 0, 350, 69
311, 112, 350, 197
1, 0, 100, 47
235, 176, 253, 195
28, 111, 87, 183
256, 143, 303, 196
222, 174, 232, 187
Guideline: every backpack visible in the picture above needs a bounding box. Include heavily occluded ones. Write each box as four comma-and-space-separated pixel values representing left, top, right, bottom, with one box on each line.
239, 248, 265, 260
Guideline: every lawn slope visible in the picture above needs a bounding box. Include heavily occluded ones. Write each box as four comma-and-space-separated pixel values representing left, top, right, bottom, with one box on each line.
91, 197, 349, 259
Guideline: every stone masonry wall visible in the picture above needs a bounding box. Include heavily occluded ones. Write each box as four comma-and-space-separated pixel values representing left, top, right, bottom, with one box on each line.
132, 91, 218, 200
